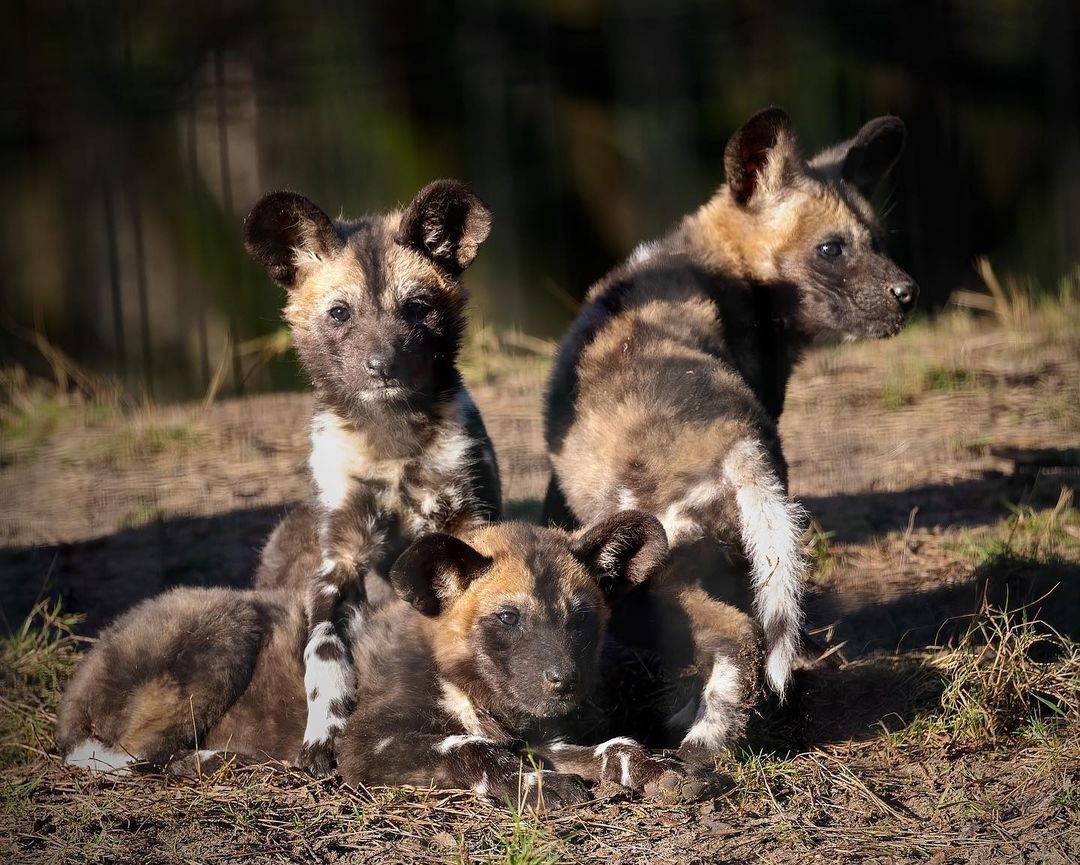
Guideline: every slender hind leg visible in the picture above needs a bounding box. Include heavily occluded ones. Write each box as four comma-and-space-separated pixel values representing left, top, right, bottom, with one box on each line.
651, 584, 764, 763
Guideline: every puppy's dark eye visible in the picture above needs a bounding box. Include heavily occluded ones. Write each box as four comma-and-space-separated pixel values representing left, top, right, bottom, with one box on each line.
329, 306, 351, 323
496, 609, 520, 627
401, 297, 432, 319
817, 241, 844, 259
569, 608, 594, 629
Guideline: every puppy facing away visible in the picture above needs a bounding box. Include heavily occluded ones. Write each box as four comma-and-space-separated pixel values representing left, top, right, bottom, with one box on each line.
544, 108, 918, 756
56, 514, 710, 808
242, 180, 502, 774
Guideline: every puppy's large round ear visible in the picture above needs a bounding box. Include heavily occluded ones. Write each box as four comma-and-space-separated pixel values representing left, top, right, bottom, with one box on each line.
390, 533, 493, 616
809, 116, 906, 198
395, 179, 492, 274
841, 116, 906, 197
723, 106, 802, 205
243, 191, 342, 289
571, 510, 668, 601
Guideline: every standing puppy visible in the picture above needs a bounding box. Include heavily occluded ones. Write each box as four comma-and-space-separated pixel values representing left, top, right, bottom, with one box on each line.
244, 181, 501, 773
544, 108, 917, 755
57, 514, 704, 808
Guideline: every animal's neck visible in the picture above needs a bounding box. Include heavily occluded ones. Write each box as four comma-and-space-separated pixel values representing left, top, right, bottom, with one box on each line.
673, 190, 813, 420
678, 188, 779, 283
315, 376, 463, 460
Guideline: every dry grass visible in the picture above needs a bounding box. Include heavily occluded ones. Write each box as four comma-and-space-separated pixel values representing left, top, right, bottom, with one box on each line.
925, 601, 1079, 747
0, 600, 87, 767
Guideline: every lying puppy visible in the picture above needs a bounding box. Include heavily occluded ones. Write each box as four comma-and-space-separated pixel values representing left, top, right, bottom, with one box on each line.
243, 180, 502, 773
56, 513, 705, 808
544, 108, 917, 756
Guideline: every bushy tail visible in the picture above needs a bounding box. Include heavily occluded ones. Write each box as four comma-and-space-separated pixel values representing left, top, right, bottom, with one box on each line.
722, 441, 806, 698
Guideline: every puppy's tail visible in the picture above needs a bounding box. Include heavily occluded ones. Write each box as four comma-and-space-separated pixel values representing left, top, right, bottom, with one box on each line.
723, 440, 806, 699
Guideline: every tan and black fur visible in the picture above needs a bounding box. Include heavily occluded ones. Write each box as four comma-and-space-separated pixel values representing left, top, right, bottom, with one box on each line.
243, 181, 502, 773
57, 515, 710, 808
544, 108, 917, 757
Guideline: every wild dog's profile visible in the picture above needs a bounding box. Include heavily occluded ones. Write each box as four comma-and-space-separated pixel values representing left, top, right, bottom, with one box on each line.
544, 107, 918, 756
242, 180, 502, 774
56, 514, 707, 808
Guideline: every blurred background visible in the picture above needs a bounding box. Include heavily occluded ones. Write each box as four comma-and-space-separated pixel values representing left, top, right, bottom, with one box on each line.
2, 0, 1078, 401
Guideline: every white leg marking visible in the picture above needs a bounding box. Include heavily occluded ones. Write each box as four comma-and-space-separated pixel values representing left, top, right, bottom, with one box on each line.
65, 739, 135, 774
594, 737, 638, 783
723, 440, 806, 697
374, 737, 394, 754
681, 656, 742, 750
618, 752, 632, 788
437, 734, 493, 754
593, 737, 637, 757
302, 623, 356, 747
473, 771, 490, 796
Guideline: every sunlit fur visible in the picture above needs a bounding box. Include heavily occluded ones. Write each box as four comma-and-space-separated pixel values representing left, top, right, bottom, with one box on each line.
544, 108, 916, 754
243, 181, 502, 773
55, 516, 709, 807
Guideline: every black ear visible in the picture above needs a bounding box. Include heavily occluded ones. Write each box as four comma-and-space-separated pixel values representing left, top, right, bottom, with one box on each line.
390, 533, 493, 616
810, 116, 907, 198
571, 510, 668, 600
395, 179, 492, 273
841, 116, 906, 197
723, 106, 802, 205
243, 191, 342, 289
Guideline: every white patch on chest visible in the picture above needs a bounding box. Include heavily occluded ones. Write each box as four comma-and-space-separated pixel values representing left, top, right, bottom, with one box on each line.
309, 411, 386, 512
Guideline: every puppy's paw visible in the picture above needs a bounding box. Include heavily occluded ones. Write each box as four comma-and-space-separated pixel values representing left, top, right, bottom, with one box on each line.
516, 771, 591, 811
674, 739, 719, 768
296, 739, 337, 777
642, 762, 720, 804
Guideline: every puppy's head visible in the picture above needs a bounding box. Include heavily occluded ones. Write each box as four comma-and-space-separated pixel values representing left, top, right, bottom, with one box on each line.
719, 107, 917, 340
391, 512, 668, 720
243, 180, 491, 412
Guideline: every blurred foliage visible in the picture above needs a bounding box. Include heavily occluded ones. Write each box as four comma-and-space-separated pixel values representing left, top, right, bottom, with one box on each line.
0, 0, 1077, 401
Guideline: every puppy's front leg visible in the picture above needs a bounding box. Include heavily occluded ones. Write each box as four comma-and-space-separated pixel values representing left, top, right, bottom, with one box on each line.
530, 738, 711, 803
340, 732, 591, 810
299, 500, 383, 775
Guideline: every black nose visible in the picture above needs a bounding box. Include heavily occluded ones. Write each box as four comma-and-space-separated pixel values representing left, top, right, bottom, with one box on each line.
890, 282, 918, 311
543, 667, 577, 693
366, 355, 391, 381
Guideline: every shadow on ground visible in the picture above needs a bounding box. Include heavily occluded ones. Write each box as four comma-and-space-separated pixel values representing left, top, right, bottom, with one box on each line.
0, 503, 295, 633
2, 449, 1077, 763
804, 450, 1080, 543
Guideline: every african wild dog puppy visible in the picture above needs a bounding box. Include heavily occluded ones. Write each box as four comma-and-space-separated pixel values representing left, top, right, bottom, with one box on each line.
242, 181, 502, 774
56, 514, 709, 808
544, 108, 917, 757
